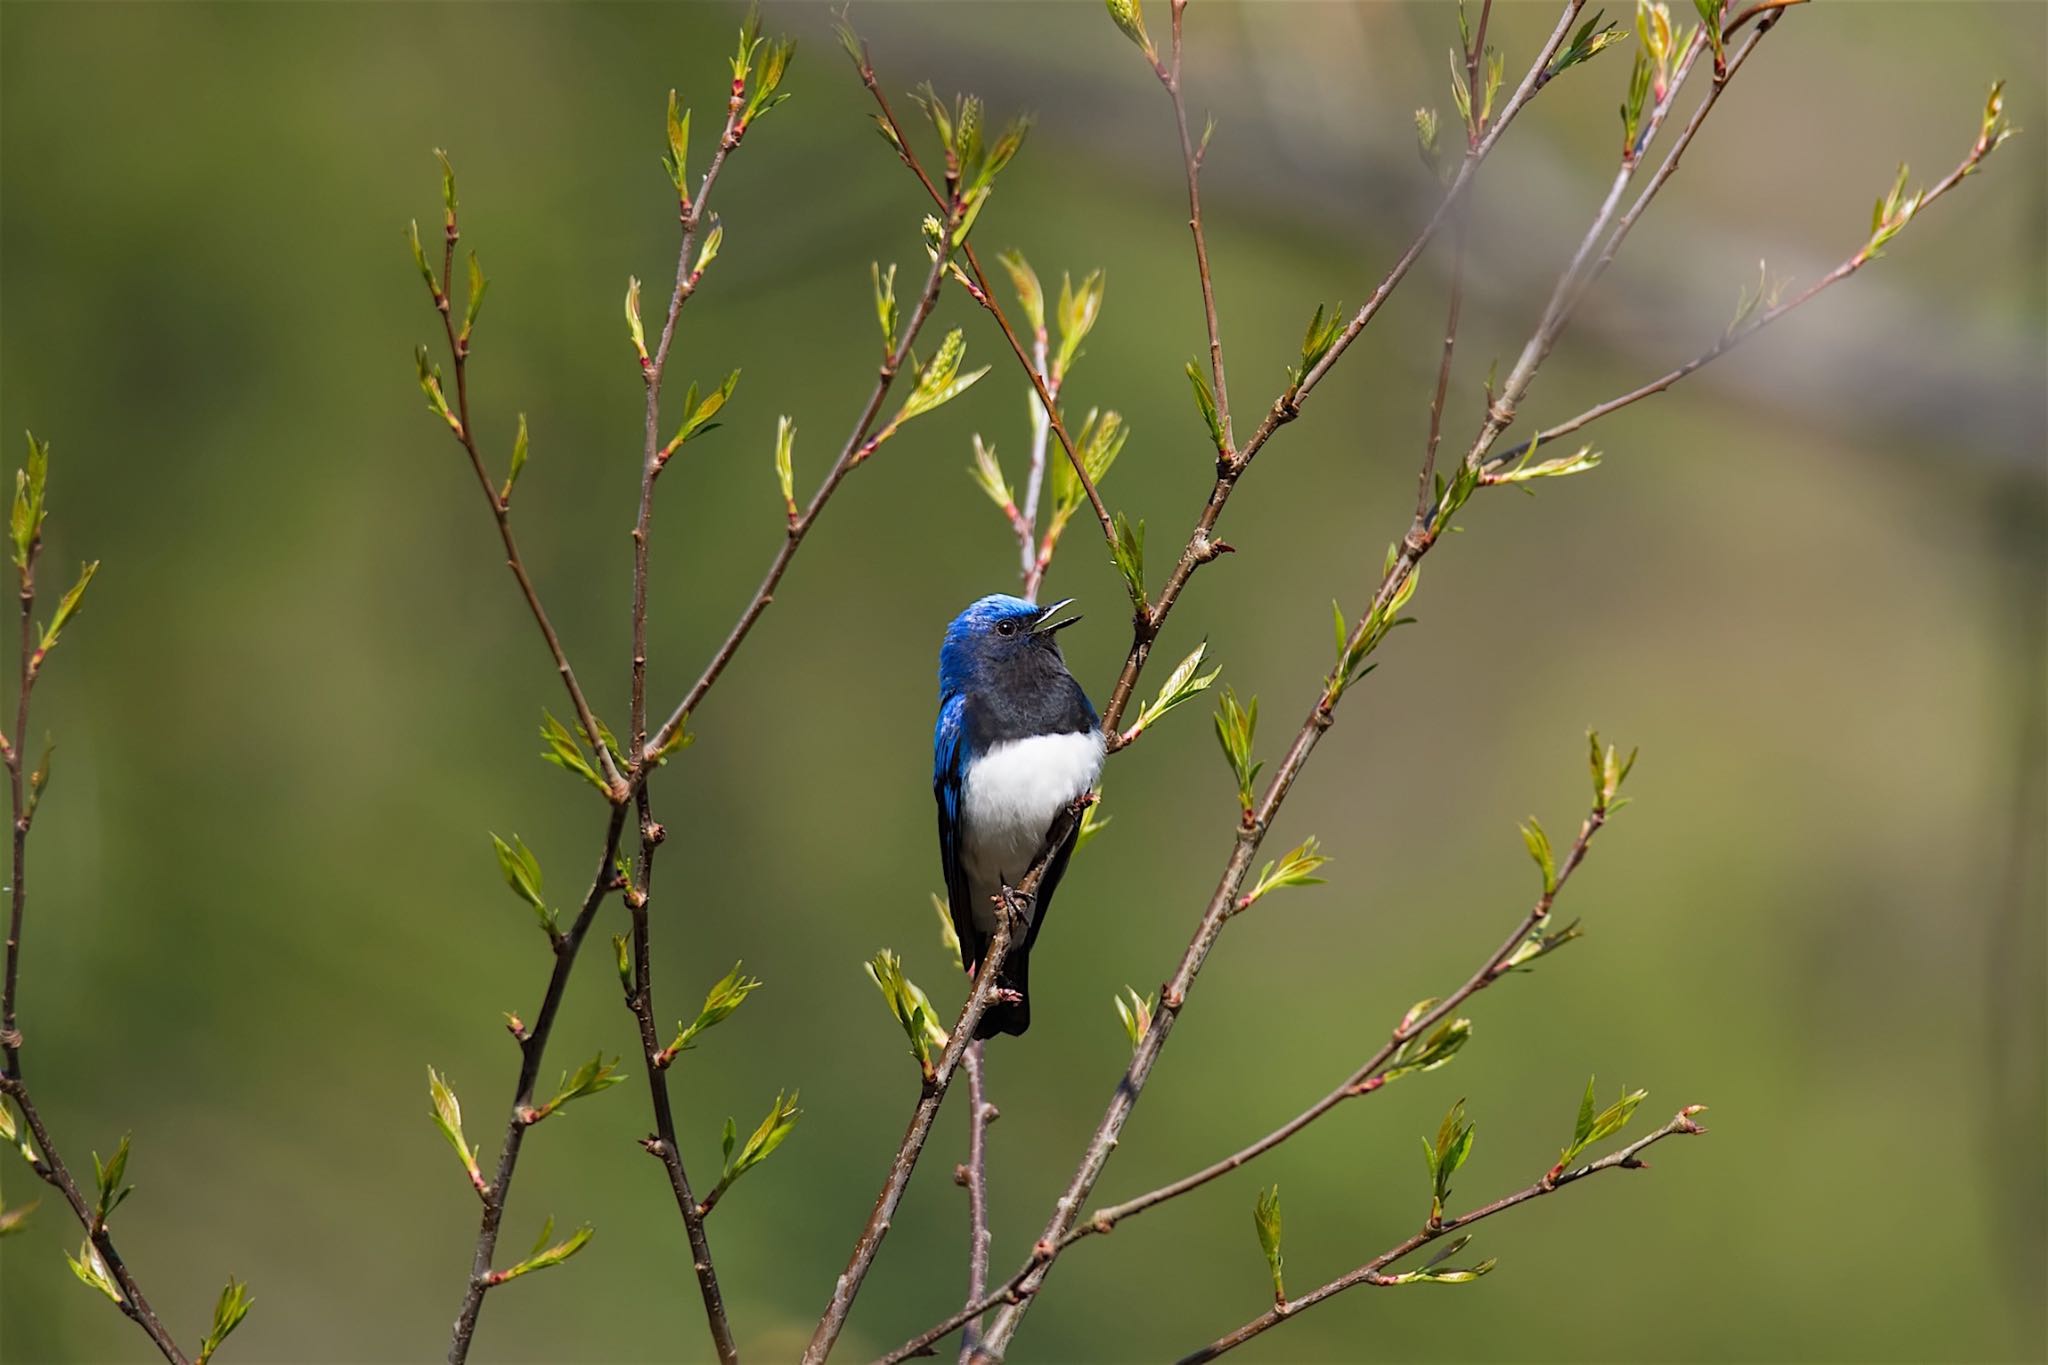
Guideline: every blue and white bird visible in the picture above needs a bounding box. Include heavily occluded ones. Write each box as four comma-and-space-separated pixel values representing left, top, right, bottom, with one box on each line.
934, 594, 1103, 1038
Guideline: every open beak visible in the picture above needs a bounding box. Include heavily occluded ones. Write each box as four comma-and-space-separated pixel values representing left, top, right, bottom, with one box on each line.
1032, 598, 1082, 635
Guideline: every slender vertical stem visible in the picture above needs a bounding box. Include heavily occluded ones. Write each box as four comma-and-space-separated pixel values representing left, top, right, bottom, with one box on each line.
448, 806, 627, 1364
0, 531, 188, 1363
625, 790, 740, 1365
956, 1042, 994, 1364
1159, 0, 1233, 456
801, 800, 1085, 1365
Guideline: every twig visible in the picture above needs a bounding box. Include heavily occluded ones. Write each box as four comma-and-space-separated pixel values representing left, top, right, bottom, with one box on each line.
1487, 104, 2005, 470
1157, 0, 1235, 457
0, 515, 187, 1361
619, 80, 752, 1365
1174, 1109, 1710, 1363
956, 1042, 993, 1364
642, 201, 962, 767
970, 8, 1737, 1353
1091, 0, 1594, 747
425, 200, 626, 802
1066, 799, 1609, 1247
448, 806, 628, 1363
849, 47, 1118, 560
624, 791, 739, 1365
801, 799, 1087, 1365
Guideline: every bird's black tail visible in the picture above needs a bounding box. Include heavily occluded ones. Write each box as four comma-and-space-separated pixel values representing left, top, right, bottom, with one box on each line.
973, 947, 1030, 1039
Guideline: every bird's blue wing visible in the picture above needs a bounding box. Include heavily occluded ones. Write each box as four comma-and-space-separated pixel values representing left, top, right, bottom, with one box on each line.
934, 694, 978, 973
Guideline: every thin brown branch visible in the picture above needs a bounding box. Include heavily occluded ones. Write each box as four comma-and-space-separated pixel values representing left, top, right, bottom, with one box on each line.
616, 82, 755, 1364
975, 10, 1729, 1352
0, 527, 188, 1362
631, 89, 748, 768
850, 49, 1118, 562
623, 790, 739, 1365
1092, 0, 1593, 747
1175, 1109, 1710, 1363
1159, 0, 1235, 456
801, 797, 1088, 1365
955, 1042, 994, 1364
1488, 104, 2004, 470
426, 209, 626, 802
448, 804, 628, 1364
1066, 799, 1610, 1247
642, 202, 962, 767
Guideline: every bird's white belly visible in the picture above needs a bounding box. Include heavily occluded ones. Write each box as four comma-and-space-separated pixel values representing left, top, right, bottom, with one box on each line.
961, 730, 1104, 931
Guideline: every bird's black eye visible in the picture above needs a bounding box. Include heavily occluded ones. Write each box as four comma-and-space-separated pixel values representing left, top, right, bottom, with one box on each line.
995, 619, 1017, 637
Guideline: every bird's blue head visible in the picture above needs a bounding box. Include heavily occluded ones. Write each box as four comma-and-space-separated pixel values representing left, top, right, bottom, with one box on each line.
938, 594, 1083, 697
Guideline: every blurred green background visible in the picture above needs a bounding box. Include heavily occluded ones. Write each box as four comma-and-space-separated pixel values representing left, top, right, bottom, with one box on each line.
2, 3, 2042, 1361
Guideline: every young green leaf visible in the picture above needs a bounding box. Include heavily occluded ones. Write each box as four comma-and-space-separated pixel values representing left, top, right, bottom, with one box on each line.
435, 148, 457, 223
1110, 512, 1146, 612
407, 219, 439, 299
693, 221, 724, 280
774, 416, 798, 519
1482, 443, 1601, 487
1383, 1007, 1473, 1082
931, 893, 964, 972
1588, 729, 1640, 814
872, 262, 900, 354
539, 710, 609, 795
1113, 985, 1155, 1051
865, 950, 948, 1077
1546, 8, 1623, 82
1423, 1099, 1475, 1225
1252, 1185, 1285, 1302
1213, 688, 1262, 813
1105, 0, 1157, 62
624, 276, 649, 365
710, 1090, 801, 1206
996, 250, 1045, 335
888, 330, 989, 431
1126, 640, 1220, 740
195, 1277, 254, 1365
415, 347, 459, 434
428, 1067, 482, 1190
1074, 792, 1112, 852
664, 91, 692, 197
38, 560, 98, 654
666, 370, 741, 453
968, 435, 1015, 518
24, 740, 52, 823
67, 1241, 123, 1304
528, 1052, 623, 1123
1519, 817, 1558, 896
12, 432, 48, 572
460, 251, 487, 342
1239, 837, 1330, 911
611, 933, 633, 997
1293, 303, 1345, 388
741, 35, 796, 128
1185, 361, 1226, 456
1554, 1077, 1648, 1176
0, 1201, 35, 1238
1053, 270, 1104, 382
501, 413, 530, 504
489, 1221, 593, 1283
1501, 917, 1584, 971
91, 1135, 134, 1226
660, 962, 765, 1065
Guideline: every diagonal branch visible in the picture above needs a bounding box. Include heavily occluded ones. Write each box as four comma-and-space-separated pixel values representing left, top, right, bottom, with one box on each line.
642, 200, 963, 766
1487, 101, 2009, 470
801, 798, 1090, 1365
1063, 795, 1611, 1248
1175, 1109, 1710, 1363
1, 520, 188, 1363
448, 805, 628, 1363
622, 790, 738, 1365
424, 200, 626, 801
1157, 0, 1235, 456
